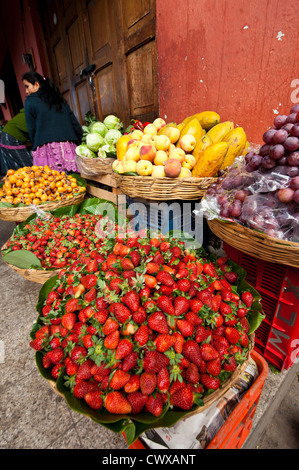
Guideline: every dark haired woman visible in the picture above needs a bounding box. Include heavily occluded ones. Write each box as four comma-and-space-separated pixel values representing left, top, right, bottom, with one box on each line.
22, 72, 82, 173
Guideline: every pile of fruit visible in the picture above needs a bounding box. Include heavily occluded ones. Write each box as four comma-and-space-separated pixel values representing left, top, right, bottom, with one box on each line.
113, 112, 248, 179
0, 166, 85, 206
3, 212, 115, 269
201, 104, 299, 241
30, 230, 256, 418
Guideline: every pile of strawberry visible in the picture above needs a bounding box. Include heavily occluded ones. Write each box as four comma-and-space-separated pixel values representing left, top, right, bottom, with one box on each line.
30, 230, 253, 417
4, 213, 116, 270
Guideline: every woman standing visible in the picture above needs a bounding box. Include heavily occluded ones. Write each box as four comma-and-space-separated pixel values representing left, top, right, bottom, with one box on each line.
0, 108, 32, 174
22, 72, 82, 173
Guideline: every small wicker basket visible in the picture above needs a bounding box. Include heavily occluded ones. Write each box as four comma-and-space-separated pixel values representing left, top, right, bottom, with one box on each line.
0, 192, 85, 222
207, 218, 299, 268
75, 154, 115, 176
114, 174, 217, 201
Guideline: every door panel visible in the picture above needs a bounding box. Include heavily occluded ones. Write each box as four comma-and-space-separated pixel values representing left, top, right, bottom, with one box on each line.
38, 0, 158, 127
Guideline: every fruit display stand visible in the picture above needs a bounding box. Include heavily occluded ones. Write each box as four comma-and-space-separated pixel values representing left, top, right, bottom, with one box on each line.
125, 349, 268, 450
80, 172, 123, 205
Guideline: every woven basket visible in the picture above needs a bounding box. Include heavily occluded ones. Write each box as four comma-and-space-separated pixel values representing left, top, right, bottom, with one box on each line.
75, 154, 115, 176
0, 192, 85, 222
207, 218, 299, 268
46, 334, 254, 421
114, 174, 217, 201
1, 240, 60, 283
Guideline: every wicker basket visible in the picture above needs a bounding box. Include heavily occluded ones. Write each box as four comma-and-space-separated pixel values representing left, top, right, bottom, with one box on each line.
207, 218, 299, 268
0, 192, 85, 222
1, 240, 60, 283
114, 174, 217, 201
75, 154, 115, 176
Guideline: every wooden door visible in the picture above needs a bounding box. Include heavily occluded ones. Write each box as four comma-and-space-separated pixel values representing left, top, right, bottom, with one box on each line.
38, 0, 158, 127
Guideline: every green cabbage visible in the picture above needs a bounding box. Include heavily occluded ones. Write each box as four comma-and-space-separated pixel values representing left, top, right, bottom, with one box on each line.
105, 129, 122, 147
89, 121, 108, 137
86, 132, 106, 152
75, 144, 96, 158
103, 114, 122, 130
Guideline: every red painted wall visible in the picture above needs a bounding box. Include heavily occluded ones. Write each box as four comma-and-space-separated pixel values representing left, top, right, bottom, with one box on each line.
0, 0, 47, 120
156, 0, 299, 145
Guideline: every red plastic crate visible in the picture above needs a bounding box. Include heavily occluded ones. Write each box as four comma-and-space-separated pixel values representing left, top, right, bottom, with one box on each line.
223, 242, 299, 371
125, 350, 268, 450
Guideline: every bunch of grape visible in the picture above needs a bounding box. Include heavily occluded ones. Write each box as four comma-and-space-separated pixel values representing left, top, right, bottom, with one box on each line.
245, 104, 299, 176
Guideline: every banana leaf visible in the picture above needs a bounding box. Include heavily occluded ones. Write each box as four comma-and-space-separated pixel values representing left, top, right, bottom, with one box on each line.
31, 249, 265, 446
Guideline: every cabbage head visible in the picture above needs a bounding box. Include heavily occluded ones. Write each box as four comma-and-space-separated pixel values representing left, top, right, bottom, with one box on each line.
103, 114, 122, 130
75, 144, 96, 158
86, 132, 106, 152
105, 129, 122, 147
89, 121, 108, 137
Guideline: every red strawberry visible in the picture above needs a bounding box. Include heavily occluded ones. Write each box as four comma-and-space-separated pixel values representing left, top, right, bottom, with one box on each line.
203, 263, 217, 278
172, 331, 185, 353
132, 306, 147, 324
104, 330, 120, 349
146, 262, 160, 274
76, 359, 93, 381
239, 317, 250, 333
115, 339, 133, 360
143, 350, 169, 374
61, 312, 76, 330
239, 332, 249, 348
157, 295, 175, 315
220, 288, 232, 301
177, 278, 191, 293
111, 303, 131, 323
177, 319, 194, 337
84, 287, 96, 302
134, 324, 149, 346
145, 393, 164, 416
105, 391, 132, 414
241, 291, 253, 307
91, 362, 110, 379
86, 259, 99, 273
148, 311, 169, 334
170, 386, 194, 410
197, 289, 213, 308
237, 307, 247, 318
70, 345, 87, 364
195, 325, 210, 344
73, 381, 97, 399
185, 311, 202, 326
109, 278, 123, 294
42, 353, 52, 369
29, 338, 44, 351
157, 367, 170, 392
64, 357, 78, 376
96, 297, 108, 310
225, 327, 240, 344
223, 355, 237, 372
140, 372, 157, 395
65, 298, 81, 313
160, 241, 171, 252
102, 318, 119, 335
123, 290, 140, 312
130, 250, 141, 267
185, 363, 200, 384
109, 369, 131, 390
200, 373, 220, 391
174, 296, 190, 316
212, 294, 222, 312
189, 297, 203, 313
127, 391, 148, 414
121, 258, 135, 271
84, 390, 103, 410
224, 271, 238, 284
121, 351, 139, 373
182, 340, 203, 368
144, 274, 157, 288
124, 374, 140, 393
206, 357, 221, 376
51, 363, 64, 379
156, 271, 174, 287
47, 348, 64, 365
46, 291, 60, 305
80, 274, 97, 289
200, 343, 219, 361
94, 309, 109, 324
155, 334, 176, 352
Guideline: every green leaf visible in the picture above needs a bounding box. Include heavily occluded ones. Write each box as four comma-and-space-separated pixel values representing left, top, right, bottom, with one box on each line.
2, 250, 41, 269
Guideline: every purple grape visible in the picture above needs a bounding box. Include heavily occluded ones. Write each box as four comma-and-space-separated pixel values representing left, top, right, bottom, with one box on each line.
269, 144, 285, 160
272, 129, 288, 144
293, 190, 299, 204
244, 151, 255, 163
228, 202, 242, 218
289, 176, 299, 190
286, 113, 298, 124
290, 104, 299, 114
273, 114, 288, 129
261, 156, 276, 170
282, 123, 294, 133
277, 188, 295, 203
234, 190, 248, 202
287, 152, 299, 166
259, 144, 270, 156
219, 207, 230, 218
275, 165, 288, 174
284, 136, 299, 151
263, 129, 276, 144
221, 178, 235, 190
286, 167, 299, 177
250, 154, 263, 169
290, 123, 299, 138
